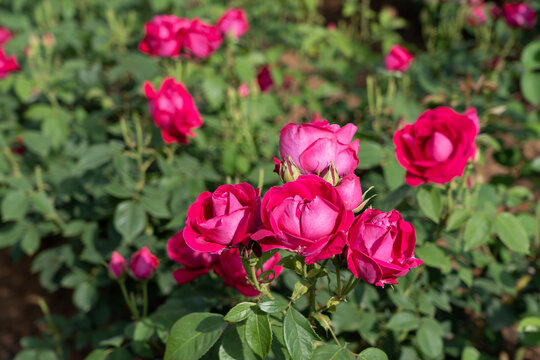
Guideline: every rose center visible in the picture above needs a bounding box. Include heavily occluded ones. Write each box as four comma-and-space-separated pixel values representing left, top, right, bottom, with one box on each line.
424, 132, 454, 162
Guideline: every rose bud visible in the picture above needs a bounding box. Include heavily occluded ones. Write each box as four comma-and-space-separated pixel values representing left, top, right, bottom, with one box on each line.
393, 107, 478, 186
179, 18, 222, 58
168, 230, 219, 285
144, 77, 203, 145
108, 251, 127, 279
213, 248, 282, 297
491, 4, 501, 19
466, 3, 487, 26
502, 3, 537, 29
217, 8, 249, 39
238, 83, 249, 98
42, 33, 55, 48
183, 183, 261, 253
129, 247, 159, 280
384, 45, 414, 72
139, 15, 191, 57
0, 27, 13, 46
257, 65, 273, 92
11, 136, 25, 155
0, 48, 20, 78
346, 209, 422, 287
335, 173, 363, 211
252, 175, 354, 264
276, 116, 359, 179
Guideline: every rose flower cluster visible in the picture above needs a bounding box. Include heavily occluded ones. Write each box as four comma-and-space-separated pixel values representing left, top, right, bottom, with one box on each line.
0, 26, 20, 78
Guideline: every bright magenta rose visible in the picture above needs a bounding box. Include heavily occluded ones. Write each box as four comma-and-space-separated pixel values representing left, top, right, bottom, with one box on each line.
276, 117, 359, 178
213, 248, 282, 297
129, 247, 159, 280
385, 45, 414, 72
346, 209, 422, 287
217, 9, 249, 39
257, 65, 273, 92
139, 15, 190, 57
184, 183, 261, 253
179, 19, 222, 58
252, 175, 354, 264
0, 48, 19, 78
335, 173, 363, 211
144, 77, 203, 144
502, 3, 537, 29
168, 230, 219, 285
393, 107, 478, 186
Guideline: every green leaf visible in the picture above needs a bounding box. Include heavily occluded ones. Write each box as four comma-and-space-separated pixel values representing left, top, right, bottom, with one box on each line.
382, 157, 405, 191
164, 312, 227, 360
84, 349, 109, 360
22, 131, 51, 157
43, 116, 69, 148
386, 311, 420, 332
495, 212, 529, 254
224, 302, 256, 323
521, 72, 540, 105
415, 243, 451, 273
140, 191, 170, 218
21, 227, 40, 255
31, 193, 55, 216
283, 307, 319, 360
73, 282, 97, 312
417, 319, 443, 359
517, 316, 540, 346
464, 214, 492, 251
357, 141, 385, 169
72, 143, 121, 174
417, 187, 442, 223
312, 344, 355, 360
245, 308, 272, 358
202, 76, 226, 110
358, 347, 388, 360
446, 209, 471, 231
219, 324, 257, 360
114, 201, 147, 241
259, 299, 289, 313
2, 190, 29, 221
461, 346, 481, 360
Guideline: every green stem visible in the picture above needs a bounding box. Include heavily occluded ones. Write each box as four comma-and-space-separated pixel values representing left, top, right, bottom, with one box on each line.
38, 298, 63, 358
142, 281, 149, 318
334, 258, 342, 297
119, 279, 140, 321
3, 148, 22, 178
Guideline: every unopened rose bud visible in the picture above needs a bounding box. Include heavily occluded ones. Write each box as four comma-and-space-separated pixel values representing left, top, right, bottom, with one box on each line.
238, 83, 249, 98
129, 247, 159, 280
321, 164, 340, 186
42, 33, 55, 48
108, 251, 127, 279
277, 157, 301, 183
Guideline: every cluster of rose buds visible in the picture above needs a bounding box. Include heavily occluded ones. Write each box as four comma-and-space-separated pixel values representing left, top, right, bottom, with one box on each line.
0, 27, 20, 78
108, 247, 159, 281
139, 9, 248, 59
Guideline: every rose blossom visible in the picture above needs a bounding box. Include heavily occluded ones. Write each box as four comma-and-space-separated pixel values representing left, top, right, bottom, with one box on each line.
257, 65, 273, 92
179, 18, 222, 58
129, 247, 159, 280
0, 48, 20, 78
108, 251, 127, 279
183, 183, 261, 253
0, 27, 12, 46
335, 173, 363, 211
276, 116, 359, 179
168, 230, 219, 284
139, 15, 190, 57
143, 77, 203, 144
217, 9, 249, 39
466, 3, 487, 26
346, 209, 422, 287
502, 3, 537, 29
393, 107, 478, 186
213, 248, 282, 297
385, 45, 414, 72
238, 83, 249, 98
252, 175, 354, 264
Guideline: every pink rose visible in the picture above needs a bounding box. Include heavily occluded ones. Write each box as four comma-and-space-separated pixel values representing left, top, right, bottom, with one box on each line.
393, 107, 478, 186
238, 83, 249, 98
179, 19, 222, 59
184, 183, 261, 253
168, 230, 219, 285
0, 48, 20, 78
217, 9, 249, 39
257, 65, 273, 92
335, 173, 363, 211
139, 15, 190, 57
502, 3, 537, 29
252, 175, 354, 264
213, 248, 282, 297
144, 77, 203, 144
108, 251, 127, 279
129, 247, 159, 280
0, 27, 13, 46
385, 45, 414, 72
466, 3, 487, 26
346, 209, 422, 287
276, 117, 359, 179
